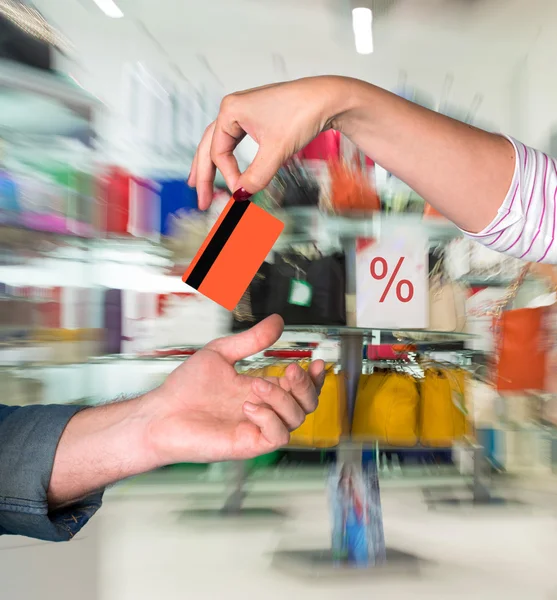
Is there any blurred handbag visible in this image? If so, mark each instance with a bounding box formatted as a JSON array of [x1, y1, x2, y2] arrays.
[[470, 241, 524, 281], [545, 308, 557, 395], [444, 238, 524, 282], [165, 208, 209, 264], [420, 368, 468, 447], [529, 264, 557, 395], [496, 309, 547, 391], [444, 238, 472, 281], [103, 167, 132, 235], [0, 170, 20, 219], [157, 179, 198, 236], [276, 160, 320, 208], [327, 151, 380, 214], [403, 261, 467, 340], [352, 371, 419, 446], [492, 266, 549, 392], [428, 270, 467, 332], [503, 393, 541, 425], [467, 378, 501, 427], [543, 394, 557, 426]]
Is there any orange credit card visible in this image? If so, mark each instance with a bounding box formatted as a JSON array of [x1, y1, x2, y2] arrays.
[[182, 197, 284, 311]]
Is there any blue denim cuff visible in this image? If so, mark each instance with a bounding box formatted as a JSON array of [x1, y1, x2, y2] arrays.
[[0, 404, 104, 541]]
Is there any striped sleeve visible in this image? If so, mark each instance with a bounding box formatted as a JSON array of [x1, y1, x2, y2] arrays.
[[462, 136, 557, 264]]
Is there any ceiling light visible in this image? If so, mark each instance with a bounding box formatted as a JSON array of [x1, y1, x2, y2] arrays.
[[352, 7, 373, 54], [91, 0, 123, 18]]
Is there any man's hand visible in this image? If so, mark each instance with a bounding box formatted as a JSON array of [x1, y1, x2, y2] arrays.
[[48, 315, 324, 507], [145, 314, 325, 464]]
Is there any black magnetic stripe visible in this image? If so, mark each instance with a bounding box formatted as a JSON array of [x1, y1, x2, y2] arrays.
[[185, 200, 250, 290]]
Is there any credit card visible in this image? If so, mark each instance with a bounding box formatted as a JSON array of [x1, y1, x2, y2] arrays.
[[182, 196, 284, 311]]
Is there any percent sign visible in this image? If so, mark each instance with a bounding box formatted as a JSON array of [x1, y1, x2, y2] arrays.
[[370, 256, 414, 303]]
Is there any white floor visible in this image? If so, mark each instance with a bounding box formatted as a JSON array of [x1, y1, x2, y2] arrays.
[[3, 472, 557, 599], [92, 474, 557, 600]]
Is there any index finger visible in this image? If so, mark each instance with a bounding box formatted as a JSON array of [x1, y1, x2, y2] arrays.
[[210, 116, 246, 194]]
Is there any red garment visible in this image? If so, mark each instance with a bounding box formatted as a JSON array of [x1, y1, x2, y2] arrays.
[[296, 130, 341, 161], [105, 167, 131, 235]]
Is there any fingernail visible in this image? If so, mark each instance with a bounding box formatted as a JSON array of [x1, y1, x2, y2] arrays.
[[244, 401, 257, 413], [254, 378, 272, 393], [233, 187, 252, 202]]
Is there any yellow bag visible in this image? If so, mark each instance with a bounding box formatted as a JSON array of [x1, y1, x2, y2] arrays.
[[246, 361, 347, 448], [355, 371, 389, 407], [286, 364, 347, 448], [297, 367, 347, 447], [419, 368, 469, 447], [353, 371, 419, 446], [263, 362, 297, 379]]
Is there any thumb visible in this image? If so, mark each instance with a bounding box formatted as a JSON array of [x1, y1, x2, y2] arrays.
[[206, 314, 284, 364], [234, 145, 286, 196]]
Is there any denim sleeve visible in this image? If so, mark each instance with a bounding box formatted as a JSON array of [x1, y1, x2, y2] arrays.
[[0, 404, 103, 542]]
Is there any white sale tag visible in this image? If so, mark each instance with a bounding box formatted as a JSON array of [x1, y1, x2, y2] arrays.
[[356, 227, 428, 329]]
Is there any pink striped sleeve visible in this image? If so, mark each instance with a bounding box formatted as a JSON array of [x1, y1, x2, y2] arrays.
[[460, 136, 557, 264]]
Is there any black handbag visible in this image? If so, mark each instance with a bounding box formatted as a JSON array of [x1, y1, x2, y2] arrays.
[[265, 251, 346, 326], [233, 251, 346, 330]]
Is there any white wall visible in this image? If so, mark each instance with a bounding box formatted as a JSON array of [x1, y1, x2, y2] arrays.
[[507, 0, 557, 152], [35, 0, 557, 155]]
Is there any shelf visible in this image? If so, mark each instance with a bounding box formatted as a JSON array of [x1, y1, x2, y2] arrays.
[[285, 438, 475, 452], [1, 207, 462, 268], [457, 274, 527, 288], [0, 60, 98, 123], [89, 353, 191, 363], [0, 332, 478, 367], [0, 225, 170, 254], [284, 426, 557, 452], [0, 223, 93, 245], [285, 443, 455, 452], [284, 325, 475, 344], [278, 208, 461, 242], [0, 354, 192, 368]]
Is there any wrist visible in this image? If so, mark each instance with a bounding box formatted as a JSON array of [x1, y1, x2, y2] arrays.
[[325, 77, 378, 135], [48, 395, 162, 507], [137, 388, 174, 469]]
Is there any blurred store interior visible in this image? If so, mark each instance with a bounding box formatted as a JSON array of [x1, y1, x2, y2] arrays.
[[2, 0, 557, 598]]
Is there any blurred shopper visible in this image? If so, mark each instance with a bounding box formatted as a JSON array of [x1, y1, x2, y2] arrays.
[[191, 76, 555, 265], [0, 315, 324, 541]]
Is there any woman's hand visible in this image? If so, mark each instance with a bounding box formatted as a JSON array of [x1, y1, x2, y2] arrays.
[[189, 74, 515, 235], [188, 76, 353, 209]]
